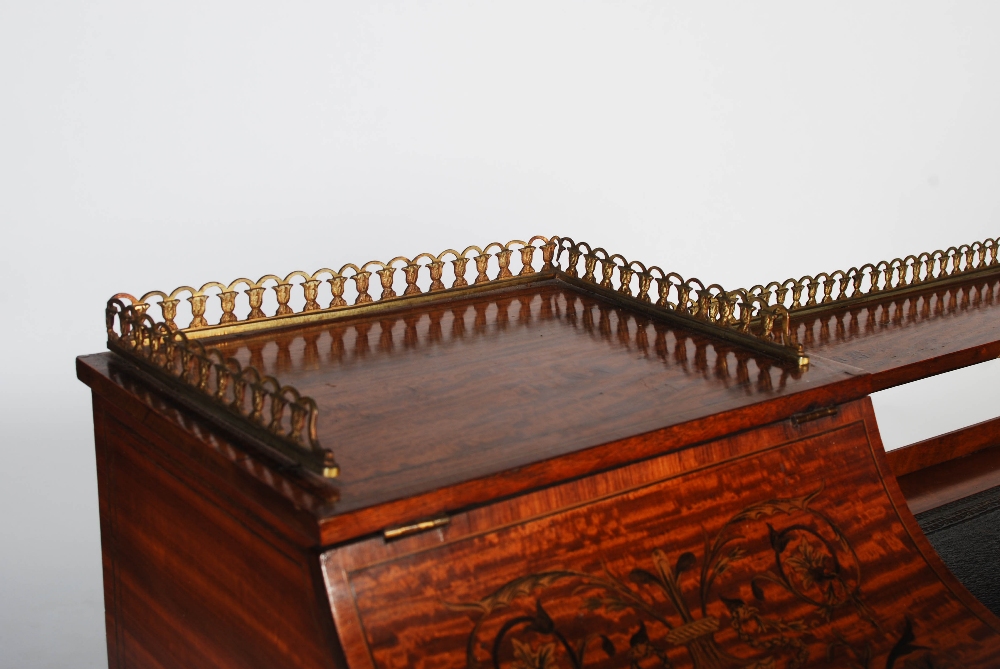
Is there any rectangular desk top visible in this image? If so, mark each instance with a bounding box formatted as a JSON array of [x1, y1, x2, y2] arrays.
[[83, 233, 1000, 544], [202, 280, 866, 513]]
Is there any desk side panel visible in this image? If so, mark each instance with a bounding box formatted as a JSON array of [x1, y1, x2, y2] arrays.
[[92, 395, 344, 669], [323, 400, 1000, 669], [92, 400, 122, 669]]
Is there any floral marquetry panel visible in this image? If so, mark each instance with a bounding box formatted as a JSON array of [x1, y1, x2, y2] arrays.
[[321, 401, 1000, 669], [81, 232, 1000, 669]]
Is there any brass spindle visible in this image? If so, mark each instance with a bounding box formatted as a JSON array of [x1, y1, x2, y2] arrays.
[[246, 287, 266, 320], [677, 284, 692, 313], [599, 259, 614, 288], [618, 265, 634, 296], [197, 357, 211, 391], [655, 277, 671, 308], [806, 282, 818, 306], [637, 273, 652, 302], [219, 291, 239, 323], [377, 267, 397, 300], [451, 257, 469, 288], [188, 294, 209, 329], [215, 367, 230, 401], [289, 404, 307, 444], [353, 271, 373, 304], [427, 261, 446, 292], [518, 246, 536, 275], [496, 249, 513, 279], [250, 384, 266, 424], [268, 395, 286, 434], [302, 280, 322, 311], [328, 276, 348, 307], [229, 371, 246, 411], [566, 248, 581, 277], [474, 254, 491, 284], [160, 299, 180, 330], [821, 279, 834, 303], [274, 283, 294, 316], [540, 240, 556, 271], [582, 254, 598, 283], [402, 264, 421, 295]]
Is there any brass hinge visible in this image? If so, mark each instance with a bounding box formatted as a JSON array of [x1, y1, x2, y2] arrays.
[[791, 406, 839, 425], [383, 516, 450, 541]]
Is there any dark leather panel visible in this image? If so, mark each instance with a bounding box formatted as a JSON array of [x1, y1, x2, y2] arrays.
[[917, 484, 1000, 616]]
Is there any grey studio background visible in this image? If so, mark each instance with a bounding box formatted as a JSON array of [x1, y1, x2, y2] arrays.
[[3, 2, 1000, 667]]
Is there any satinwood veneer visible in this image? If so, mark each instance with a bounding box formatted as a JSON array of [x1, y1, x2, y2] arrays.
[[80, 234, 1000, 668]]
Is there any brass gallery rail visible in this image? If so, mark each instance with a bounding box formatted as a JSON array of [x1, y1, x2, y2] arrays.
[[105, 233, 999, 479]]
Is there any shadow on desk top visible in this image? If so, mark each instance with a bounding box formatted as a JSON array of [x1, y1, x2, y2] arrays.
[[99, 281, 861, 514], [791, 272, 1000, 390]]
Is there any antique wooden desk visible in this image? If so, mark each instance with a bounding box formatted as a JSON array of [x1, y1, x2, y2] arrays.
[[78, 235, 1000, 668]]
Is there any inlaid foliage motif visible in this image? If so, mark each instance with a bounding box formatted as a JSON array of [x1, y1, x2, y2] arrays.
[[447, 489, 938, 669]]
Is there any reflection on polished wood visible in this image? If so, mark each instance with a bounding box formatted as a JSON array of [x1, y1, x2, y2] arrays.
[[79, 233, 1000, 669], [790, 274, 1000, 390], [205, 283, 863, 516]]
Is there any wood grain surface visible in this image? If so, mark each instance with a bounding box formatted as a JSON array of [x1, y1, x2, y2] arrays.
[[886, 415, 1000, 477], [91, 395, 346, 669], [322, 400, 1000, 669], [82, 272, 1000, 537], [790, 272, 1000, 391], [897, 444, 1000, 515], [79, 354, 335, 546], [204, 282, 867, 511]]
